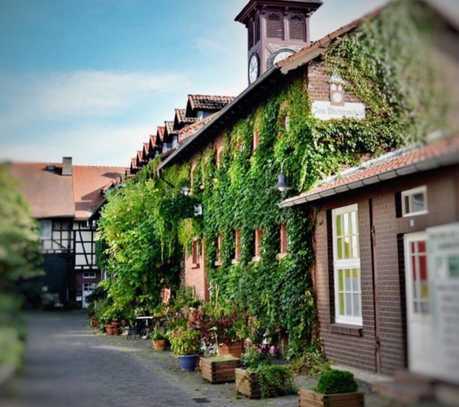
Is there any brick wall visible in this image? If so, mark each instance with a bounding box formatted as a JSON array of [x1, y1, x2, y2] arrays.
[[307, 60, 361, 103], [312, 165, 459, 375]]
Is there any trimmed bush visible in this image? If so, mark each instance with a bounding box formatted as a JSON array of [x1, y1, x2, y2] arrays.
[[315, 369, 358, 395]]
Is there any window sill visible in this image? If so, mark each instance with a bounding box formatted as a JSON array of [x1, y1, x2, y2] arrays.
[[214, 261, 222, 267], [231, 259, 240, 265], [276, 253, 288, 261], [402, 210, 428, 218], [251, 256, 261, 263], [330, 324, 363, 337]]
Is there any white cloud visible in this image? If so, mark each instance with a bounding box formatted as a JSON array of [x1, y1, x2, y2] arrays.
[[0, 70, 190, 122], [1, 122, 156, 167]]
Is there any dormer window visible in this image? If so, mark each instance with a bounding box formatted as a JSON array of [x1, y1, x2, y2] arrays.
[[172, 135, 179, 149], [290, 15, 306, 41], [197, 111, 208, 119], [267, 13, 284, 40]]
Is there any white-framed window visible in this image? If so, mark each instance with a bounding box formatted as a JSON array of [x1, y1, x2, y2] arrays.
[[402, 186, 428, 217], [39, 220, 52, 240], [332, 204, 362, 326]]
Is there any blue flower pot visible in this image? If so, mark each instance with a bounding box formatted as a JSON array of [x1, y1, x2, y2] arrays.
[[178, 354, 199, 372]]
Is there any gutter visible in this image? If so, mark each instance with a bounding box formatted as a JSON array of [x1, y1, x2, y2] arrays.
[[280, 149, 459, 208]]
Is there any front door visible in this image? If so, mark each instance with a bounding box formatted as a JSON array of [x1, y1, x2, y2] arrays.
[[404, 232, 435, 376]]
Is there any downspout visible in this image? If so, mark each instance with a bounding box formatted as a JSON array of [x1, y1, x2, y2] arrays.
[[369, 199, 381, 372]]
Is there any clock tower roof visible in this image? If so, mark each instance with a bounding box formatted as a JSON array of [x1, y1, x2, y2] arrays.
[[235, 0, 322, 24]]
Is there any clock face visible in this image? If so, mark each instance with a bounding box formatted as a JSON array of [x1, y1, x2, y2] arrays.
[[248, 54, 259, 84], [273, 50, 294, 65]]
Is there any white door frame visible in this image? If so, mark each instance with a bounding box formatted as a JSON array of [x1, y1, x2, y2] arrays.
[[404, 231, 433, 375]]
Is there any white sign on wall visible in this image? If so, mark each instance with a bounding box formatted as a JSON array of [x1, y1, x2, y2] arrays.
[[311, 72, 366, 121], [428, 223, 459, 384], [312, 101, 366, 121]]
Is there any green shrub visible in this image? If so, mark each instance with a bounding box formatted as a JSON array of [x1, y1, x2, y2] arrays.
[[241, 347, 270, 370], [169, 328, 201, 356], [315, 369, 358, 395], [255, 364, 296, 399], [290, 347, 330, 376], [0, 327, 24, 368], [150, 329, 167, 341]]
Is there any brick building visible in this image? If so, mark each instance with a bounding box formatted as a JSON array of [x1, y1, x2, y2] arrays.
[[281, 135, 459, 379]]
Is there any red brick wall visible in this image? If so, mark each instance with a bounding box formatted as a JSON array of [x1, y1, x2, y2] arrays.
[[313, 165, 459, 375], [307, 61, 361, 103], [183, 134, 226, 301]]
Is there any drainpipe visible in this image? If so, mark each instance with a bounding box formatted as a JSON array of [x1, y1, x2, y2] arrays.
[[369, 199, 381, 372]]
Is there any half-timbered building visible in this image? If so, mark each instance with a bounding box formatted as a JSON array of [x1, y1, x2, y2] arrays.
[[8, 157, 126, 308]]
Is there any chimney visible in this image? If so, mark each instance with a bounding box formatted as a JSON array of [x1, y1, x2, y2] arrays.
[[62, 157, 73, 176]]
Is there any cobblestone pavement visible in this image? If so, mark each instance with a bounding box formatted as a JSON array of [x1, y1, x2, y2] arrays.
[[0, 312, 444, 407]]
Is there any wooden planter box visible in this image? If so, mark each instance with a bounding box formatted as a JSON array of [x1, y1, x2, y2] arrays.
[[299, 388, 364, 407], [235, 368, 262, 399], [218, 341, 244, 358], [200, 356, 240, 384]]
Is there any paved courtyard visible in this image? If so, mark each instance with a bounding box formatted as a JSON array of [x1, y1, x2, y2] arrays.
[[0, 312, 299, 407], [0, 312, 444, 407]]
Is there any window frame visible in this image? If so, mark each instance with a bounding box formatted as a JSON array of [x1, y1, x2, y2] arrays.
[[332, 204, 362, 326], [191, 239, 202, 268], [401, 186, 428, 217], [233, 229, 241, 263]]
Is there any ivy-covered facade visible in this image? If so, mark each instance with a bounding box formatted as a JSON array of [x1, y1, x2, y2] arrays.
[[99, 0, 458, 371]]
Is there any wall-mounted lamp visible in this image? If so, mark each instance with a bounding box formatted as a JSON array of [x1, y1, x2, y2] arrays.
[[275, 162, 291, 193]]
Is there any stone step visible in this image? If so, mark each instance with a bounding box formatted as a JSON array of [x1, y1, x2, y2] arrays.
[[395, 370, 438, 386], [373, 381, 435, 404]]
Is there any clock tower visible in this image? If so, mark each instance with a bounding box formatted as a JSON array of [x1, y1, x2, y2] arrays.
[[235, 0, 322, 85]]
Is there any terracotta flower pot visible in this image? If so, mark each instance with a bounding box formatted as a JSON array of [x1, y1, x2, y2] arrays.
[[110, 321, 120, 336], [152, 339, 167, 351], [218, 341, 244, 358], [105, 323, 113, 335]]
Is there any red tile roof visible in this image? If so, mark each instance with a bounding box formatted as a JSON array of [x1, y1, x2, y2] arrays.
[[72, 165, 125, 220], [8, 162, 126, 220], [178, 115, 216, 143], [281, 134, 459, 207]]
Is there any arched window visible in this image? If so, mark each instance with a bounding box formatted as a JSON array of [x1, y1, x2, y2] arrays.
[[255, 15, 260, 43], [290, 15, 306, 41], [248, 20, 254, 48], [267, 13, 284, 39]]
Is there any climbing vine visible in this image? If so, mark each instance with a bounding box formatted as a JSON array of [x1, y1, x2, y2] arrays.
[[98, 0, 450, 357]]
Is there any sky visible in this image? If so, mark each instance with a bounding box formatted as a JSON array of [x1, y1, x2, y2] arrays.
[[0, 0, 456, 167]]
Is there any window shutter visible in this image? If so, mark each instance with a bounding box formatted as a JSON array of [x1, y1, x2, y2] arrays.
[[267, 14, 284, 39], [395, 192, 402, 218], [290, 16, 306, 41]]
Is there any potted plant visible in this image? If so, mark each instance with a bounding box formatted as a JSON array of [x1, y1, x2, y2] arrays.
[[299, 369, 364, 407], [169, 327, 201, 372], [150, 329, 168, 351], [235, 346, 296, 399]]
